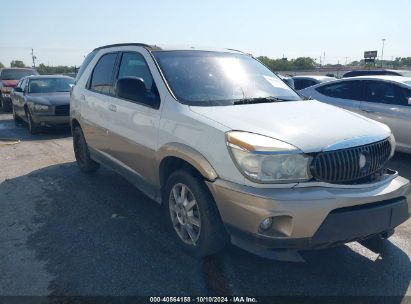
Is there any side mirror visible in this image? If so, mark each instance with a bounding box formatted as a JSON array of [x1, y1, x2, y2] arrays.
[[13, 87, 23, 93], [116, 77, 160, 108], [116, 77, 147, 102], [408, 97, 411, 105]]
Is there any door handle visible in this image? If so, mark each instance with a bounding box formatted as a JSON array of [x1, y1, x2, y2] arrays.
[[109, 104, 117, 112], [362, 109, 375, 113]]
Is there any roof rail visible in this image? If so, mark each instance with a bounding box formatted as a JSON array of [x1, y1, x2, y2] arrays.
[[225, 48, 245, 54], [92, 43, 162, 51]]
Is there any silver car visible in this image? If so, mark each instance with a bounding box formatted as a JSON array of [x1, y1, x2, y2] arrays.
[[300, 76, 411, 153]]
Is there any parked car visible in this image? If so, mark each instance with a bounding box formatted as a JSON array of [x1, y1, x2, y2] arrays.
[[292, 75, 336, 90], [11, 75, 74, 134], [276, 73, 295, 89], [299, 76, 411, 154], [343, 69, 411, 78], [0, 68, 38, 112], [71, 44, 410, 261]]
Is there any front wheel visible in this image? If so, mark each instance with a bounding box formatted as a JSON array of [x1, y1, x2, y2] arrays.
[[73, 126, 100, 173], [26, 110, 41, 134], [164, 170, 229, 257], [13, 106, 23, 125]]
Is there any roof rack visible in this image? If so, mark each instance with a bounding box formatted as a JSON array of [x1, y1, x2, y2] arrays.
[[92, 43, 162, 51]]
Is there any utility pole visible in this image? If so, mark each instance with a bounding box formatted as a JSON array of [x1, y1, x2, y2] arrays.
[[345, 57, 349, 66], [381, 38, 386, 68], [31, 48, 37, 68]]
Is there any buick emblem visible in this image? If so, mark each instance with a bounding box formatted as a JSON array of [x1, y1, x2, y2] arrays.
[[359, 153, 367, 169]]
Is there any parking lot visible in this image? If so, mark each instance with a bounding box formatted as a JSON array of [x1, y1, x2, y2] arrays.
[[0, 112, 410, 297]]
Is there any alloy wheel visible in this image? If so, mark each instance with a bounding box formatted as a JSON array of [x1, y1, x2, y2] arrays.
[[169, 183, 201, 245]]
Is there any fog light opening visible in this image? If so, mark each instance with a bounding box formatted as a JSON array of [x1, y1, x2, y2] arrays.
[[260, 217, 273, 231]]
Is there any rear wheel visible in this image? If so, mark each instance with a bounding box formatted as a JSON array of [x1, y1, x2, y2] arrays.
[[163, 170, 229, 257], [73, 125, 100, 173], [26, 109, 41, 134]]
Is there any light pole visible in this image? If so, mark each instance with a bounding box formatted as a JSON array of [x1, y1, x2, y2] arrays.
[[381, 38, 386, 68]]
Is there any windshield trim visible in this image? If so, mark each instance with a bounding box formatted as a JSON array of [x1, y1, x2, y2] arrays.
[[151, 50, 302, 107]]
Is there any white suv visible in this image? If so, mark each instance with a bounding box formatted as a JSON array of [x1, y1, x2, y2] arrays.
[[70, 43, 410, 261]]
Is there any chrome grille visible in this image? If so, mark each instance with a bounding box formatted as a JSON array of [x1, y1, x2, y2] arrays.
[[311, 139, 391, 184], [55, 104, 70, 116]]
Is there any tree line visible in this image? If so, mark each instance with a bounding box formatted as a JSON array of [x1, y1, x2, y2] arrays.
[[1, 56, 411, 74], [0, 60, 77, 75]]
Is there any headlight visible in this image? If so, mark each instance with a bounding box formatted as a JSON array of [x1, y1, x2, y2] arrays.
[[33, 104, 52, 112], [388, 133, 396, 159], [226, 131, 312, 183]]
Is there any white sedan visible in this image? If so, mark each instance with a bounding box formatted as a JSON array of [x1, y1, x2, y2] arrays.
[[299, 75, 411, 153]]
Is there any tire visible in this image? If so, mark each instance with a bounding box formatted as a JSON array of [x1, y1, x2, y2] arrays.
[[26, 109, 41, 134], [73, 125, 100, 173], [163, 170, 229, 257], [12, 106, 23, 125]]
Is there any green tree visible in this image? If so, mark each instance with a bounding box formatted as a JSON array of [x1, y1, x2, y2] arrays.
[[257, 56, 316, 71], [36, 63, 77, 75], [10, 60, 26, 68], [0, 62, 4, 68], [292, 57, 316, 70]]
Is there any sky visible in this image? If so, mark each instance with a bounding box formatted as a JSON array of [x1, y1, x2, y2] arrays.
[[1, 0, 410, 67]]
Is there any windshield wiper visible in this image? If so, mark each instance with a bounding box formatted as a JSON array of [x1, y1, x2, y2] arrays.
[[233, 96, 294, 105]]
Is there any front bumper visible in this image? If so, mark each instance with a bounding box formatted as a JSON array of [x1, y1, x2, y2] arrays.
[[206, 172, 411, 253], [31, 113, 70, 126]]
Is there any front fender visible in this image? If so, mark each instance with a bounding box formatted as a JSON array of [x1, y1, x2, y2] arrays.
[[155, 142, 218, 183]]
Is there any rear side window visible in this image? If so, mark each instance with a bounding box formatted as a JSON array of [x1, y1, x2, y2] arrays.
[[364, 81, 411, 106], [397, 87, 411, 106], [316, 81, 362, 100], [89, 53, 118, 95]]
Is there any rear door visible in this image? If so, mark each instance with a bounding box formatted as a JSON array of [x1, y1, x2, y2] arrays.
[[81, 52, 119, 154], [360, 80, 411, 151], [311, 80, 364, 113]]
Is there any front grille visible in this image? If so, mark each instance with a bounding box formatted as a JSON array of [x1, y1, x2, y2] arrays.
[[311, 139, 391, 184], [55, 104, 70, 116]]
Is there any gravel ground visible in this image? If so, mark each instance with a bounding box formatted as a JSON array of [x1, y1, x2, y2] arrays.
[[0, 113, 410, 297]]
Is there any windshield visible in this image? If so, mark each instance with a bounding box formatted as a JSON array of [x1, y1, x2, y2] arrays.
[[153, 51, 301, 106], [1, 69, 37, 80], [28, 78, 74, 93]]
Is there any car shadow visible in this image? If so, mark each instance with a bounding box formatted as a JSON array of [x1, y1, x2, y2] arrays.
[[1, 162, 409, 297], [0, 116, 71, 141]]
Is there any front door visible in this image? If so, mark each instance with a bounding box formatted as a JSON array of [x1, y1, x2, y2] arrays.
[[106, 49, 162, 193]]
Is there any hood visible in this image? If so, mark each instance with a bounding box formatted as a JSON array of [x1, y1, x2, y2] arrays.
[[27, 92, 70, 106], [2, 80, 18, 87], [190, 100, 391, 153]]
